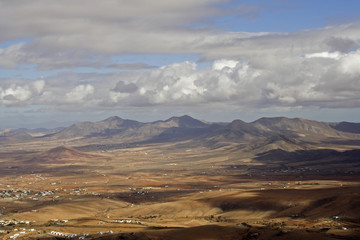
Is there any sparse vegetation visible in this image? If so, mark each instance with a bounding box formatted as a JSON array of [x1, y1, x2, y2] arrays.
[[0, 116, 360, 239]]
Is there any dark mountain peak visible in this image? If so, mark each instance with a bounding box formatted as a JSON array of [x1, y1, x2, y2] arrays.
[[99, 116, 142, 127], [228, 119, 248, 127], [178, 115, 195, 120], [224, 119, 264, 136], [165, 115, 209, 128], [102, 116, 123, 123], [199, 119, 265, 145], [99, 116, 126, 128], [253, 116, 293, 125], [166, 115, 193, 122]]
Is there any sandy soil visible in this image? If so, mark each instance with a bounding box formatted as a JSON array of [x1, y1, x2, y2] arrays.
[[0, 141, 360, 239]]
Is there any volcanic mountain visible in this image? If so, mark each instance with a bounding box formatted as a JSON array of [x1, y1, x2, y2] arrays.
[[251, 117, 344, 138], [40, 115, 360, 150], [0, 131, 33, 143], [186, 116, 360, 150], [137, 115, 211, 142], [47, 115, 212, 143], [47, 116, 143, 139], [27, 146, 98, 164], [45, 146, 93, 159], [330, 121, 360, 134]]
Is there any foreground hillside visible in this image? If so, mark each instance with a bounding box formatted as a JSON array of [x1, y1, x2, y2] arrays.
[[0, 116, 359, 239]]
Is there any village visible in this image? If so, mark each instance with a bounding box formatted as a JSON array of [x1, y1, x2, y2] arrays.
[[0, 216, 142, 239]]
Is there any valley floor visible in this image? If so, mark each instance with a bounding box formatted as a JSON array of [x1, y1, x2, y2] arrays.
[[0, 141, 360, 240]]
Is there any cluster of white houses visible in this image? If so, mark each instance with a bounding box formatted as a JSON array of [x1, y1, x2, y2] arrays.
[[0, 189, 31, 200], [0, 186, 91, 202], [8, 229, 36, 239], [50, 231, 114, 239], [113, 219, 142, 224], [0, 219, 31, 227], [0, 188, 57, 201], [50, 231, 78, 238]]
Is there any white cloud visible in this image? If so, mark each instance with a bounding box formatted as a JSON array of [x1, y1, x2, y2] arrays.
[[0, 0, 262, 69], [0, 79, 46, 106], [0, 1, 248, 53], [0, 1, 360, 116], [0, 42, 108, 70], [112, 81, 138, 93], [0, 43, 27, 68], [3, 86, 31, 101], [32, 80, 45, 93], [212, 59, 239, 71], [339, 49, 360, 75], [0, 1, 359, 72], [1, 44, 360, 110], [65, 84, 94, 103], [0, 84, 32, 105], [304, 51, 342, 60]]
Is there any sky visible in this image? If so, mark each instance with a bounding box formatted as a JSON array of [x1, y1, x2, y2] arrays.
[[1, 0, 360, 128]]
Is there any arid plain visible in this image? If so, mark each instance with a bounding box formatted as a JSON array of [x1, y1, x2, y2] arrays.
[[1, 116, 360, 240]]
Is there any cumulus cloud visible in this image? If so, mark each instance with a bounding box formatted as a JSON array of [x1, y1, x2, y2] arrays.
[[114, 48, 358, 109], [1, 85, 31, 101], [305, 51, 342, 60], [1, 1, 360, 116], [325, 36, 358, 52], [0, 80, 45, 106], [1, 45, 360, 110], [339, 49, 360, 75], [2, 44, 360, 111], [65, 84, 94, 103], [33, 80, 45, 93], [212, 59, 239, 71], [112, 81, 138, 93]]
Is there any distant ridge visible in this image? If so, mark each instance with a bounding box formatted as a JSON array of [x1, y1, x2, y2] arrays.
[[47, 116, 143, 139], [35, 115, 360, 149], [251, 117, 340, 136], [331, 122, 360, 134], [45, 115, 212, 142], [0, 131, 33, 143]]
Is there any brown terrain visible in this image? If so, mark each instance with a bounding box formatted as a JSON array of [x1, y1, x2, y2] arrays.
[[0, 115, 360, 240]]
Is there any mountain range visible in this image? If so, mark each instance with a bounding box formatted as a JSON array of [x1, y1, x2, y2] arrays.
[[1, 115, 360, 150]]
